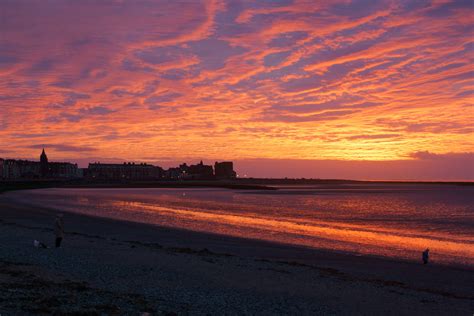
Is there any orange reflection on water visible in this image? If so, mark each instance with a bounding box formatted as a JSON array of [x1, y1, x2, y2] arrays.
[[112, 200, 474, 265]]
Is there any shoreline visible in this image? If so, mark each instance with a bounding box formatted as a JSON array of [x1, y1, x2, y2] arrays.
[[1, 178, 473, 195], [4, 187, 474, 270], [3, 189, 473, 272], [0, 180, 278, 195], [1, 195, 473, 314]]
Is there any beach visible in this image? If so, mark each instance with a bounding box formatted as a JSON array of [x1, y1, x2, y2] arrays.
[[0, 193, 473, 315]]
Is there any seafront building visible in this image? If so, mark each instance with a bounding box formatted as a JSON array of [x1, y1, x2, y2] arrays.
[[0, 149, 81, 180], [1, 150, 237, 181], [164, 164, 209, 180], [215, 161, 237, 179], [86, 162, 163, 180], [179, 161, 214, 180], [164, 166, 183, 180]]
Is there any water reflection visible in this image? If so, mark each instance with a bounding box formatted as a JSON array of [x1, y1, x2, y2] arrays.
[[6, 185, 474, 266]]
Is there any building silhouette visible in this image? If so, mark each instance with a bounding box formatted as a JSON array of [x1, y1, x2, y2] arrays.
[[86, 162, 163, 180], [1, 150, 237, 182], [214, 161, 237, 179], [179, 161, 214, 180], [40, 148, 49, 177], [0, 149, 80, 180]]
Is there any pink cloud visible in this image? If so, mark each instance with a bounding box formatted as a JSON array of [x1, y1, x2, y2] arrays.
[[0, 0, 473, 180]]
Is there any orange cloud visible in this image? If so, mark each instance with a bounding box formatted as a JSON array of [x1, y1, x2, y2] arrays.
[[0, 0, 473, 179]]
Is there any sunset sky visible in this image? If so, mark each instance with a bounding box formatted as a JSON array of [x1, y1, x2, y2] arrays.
[[1, 0, 473, 180]]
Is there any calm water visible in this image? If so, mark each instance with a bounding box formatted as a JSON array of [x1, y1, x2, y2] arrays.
[[5, 184, 474, 266]]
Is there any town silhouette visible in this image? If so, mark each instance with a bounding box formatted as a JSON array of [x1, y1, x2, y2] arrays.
[[0, 149, 236, 181]]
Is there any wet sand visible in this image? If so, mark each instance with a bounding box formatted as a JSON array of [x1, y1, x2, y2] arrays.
[[0, 197, 473, 315]]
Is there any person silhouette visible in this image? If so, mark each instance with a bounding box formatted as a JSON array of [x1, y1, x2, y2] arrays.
[[54, 214, 64, 248], [422, 248, 429, 264]]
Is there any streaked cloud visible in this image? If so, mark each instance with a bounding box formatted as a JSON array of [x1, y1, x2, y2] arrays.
[[27, 144, 97, 153], [0, 0, 472, 179]]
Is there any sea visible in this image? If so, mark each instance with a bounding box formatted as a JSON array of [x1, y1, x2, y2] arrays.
[[5, 183, 474, 267]]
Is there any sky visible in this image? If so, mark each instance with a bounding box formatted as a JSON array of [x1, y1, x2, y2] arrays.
[[0, 0, 473, 180]]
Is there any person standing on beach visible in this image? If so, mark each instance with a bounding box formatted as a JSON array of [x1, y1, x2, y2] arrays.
[[54, 214, 64, 248], [422, 248, 429, 264]]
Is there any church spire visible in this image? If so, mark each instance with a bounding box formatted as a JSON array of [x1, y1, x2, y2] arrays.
[[40, 148, 49, 177], [40, 148, 48, 163]]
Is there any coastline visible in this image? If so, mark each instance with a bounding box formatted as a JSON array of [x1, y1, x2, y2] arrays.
[[1, 194, 473, 314], [1, 178, 473, 196], [0, 180, 278, 195]]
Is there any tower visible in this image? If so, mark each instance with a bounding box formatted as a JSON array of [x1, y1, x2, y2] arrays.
[[40, 148, 49, 177]]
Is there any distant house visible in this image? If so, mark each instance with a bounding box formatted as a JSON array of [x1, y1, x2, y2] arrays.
[[0, 149, 80, 180], [87, 162, 163, 180], [49, 162, 82, 178], [163, 161, 235, 180], [1, 159, 41, 179], [214, 161, 237, 179], [164, 167, 183, 180], [179, 161, 214, 180]]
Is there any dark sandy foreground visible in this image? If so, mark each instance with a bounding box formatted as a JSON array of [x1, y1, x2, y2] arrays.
[[0, 196, 473, 315]]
